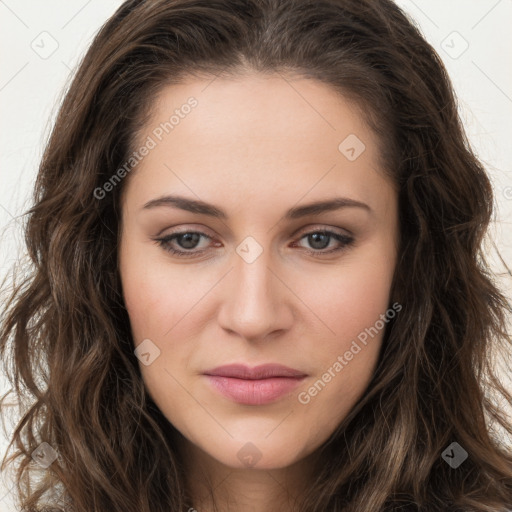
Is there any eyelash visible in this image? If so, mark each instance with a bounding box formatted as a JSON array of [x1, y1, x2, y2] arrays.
[[152, 228, 355, 258]]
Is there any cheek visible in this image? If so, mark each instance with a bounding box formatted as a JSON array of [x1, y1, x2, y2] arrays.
[[120, 238, 200, 340], [121, 271, 165, 340], [293, 249, 395, 408], [298, 254, 394, 347]]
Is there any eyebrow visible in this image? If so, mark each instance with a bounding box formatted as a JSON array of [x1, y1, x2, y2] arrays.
[[141, 194, 372, 219]]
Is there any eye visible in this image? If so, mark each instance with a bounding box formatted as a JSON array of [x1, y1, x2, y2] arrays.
[[292, 230, 355, 255], [152, 228, 355, 258], [153, 231, 214, 258]]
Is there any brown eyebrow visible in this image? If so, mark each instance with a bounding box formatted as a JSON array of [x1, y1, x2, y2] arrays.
[[141, 194, 372, 219]]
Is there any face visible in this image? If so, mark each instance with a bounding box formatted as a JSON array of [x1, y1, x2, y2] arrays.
[[118, 73, 399, 472]]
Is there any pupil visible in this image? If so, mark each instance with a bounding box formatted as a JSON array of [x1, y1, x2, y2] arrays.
[[179, 233, 200, 249], [309, 233, 329, 249]]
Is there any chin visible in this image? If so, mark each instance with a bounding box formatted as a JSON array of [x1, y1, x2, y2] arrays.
[[205, 435, 311, 471]]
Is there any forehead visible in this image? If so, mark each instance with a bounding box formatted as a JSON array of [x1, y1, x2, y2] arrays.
[[144, 73, 377, 159], [122, 73, 395, 220]]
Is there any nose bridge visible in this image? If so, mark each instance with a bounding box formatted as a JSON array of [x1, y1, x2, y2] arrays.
[[218, 240, 289, 339]]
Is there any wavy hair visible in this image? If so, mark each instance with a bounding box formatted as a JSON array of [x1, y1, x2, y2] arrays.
[[1, 0, 512, 510]]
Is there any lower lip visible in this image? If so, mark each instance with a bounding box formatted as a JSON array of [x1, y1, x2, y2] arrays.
[[204, 375, 306, 405]]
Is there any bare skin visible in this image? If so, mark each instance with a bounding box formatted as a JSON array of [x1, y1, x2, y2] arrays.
[[118, 72, 399, 512]]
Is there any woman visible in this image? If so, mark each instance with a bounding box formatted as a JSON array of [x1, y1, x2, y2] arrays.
[[1, 0, 512, 510]]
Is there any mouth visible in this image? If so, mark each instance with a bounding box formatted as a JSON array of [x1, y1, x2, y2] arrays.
[[202, 363, 308, 405]]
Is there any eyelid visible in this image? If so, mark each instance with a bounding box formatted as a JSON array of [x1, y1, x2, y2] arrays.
[[293, 223, 352, 237], [155, 223, 217, 238], [158, 223, 351, 242], [153, 223, 355, 259]]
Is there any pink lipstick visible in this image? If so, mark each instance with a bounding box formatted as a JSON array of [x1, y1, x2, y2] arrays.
[[203, 364, 307, 405]]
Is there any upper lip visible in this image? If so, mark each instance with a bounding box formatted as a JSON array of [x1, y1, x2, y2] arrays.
[[203, 364, 307, 380]]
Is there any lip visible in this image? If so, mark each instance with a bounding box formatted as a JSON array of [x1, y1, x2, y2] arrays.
[[203, 364, 308, 405], [204, 363, 307, 379]]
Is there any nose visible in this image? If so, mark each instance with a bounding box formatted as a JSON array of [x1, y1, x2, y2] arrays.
[[217, 246, 294, 342]]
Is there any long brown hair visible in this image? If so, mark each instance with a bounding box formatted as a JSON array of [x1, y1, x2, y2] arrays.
[[1, 0, 512, 510]]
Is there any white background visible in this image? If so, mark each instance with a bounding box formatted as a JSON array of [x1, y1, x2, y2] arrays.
[[1, 1, 511, 510]]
